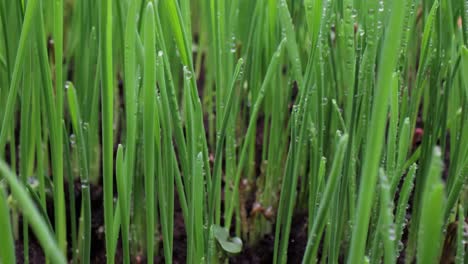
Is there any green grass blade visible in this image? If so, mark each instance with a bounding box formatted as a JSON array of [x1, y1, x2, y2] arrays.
[[347, 0, 407, 262], [455, 204, 465, 264], [379, 169, 396, 264], [0, 184, 15, 264], [66, 82, 92, 263], [210, 58, 244, 225], [114, 1, 140, 263], [302, 134, 349, 264], [278, 0, 303, 85], [224, 40, 285, 228], [394, 164, 417, 256], [0, 160, 67, 264], [36, 3, 67, 254], [143, 3, 156, 262], [0, 0, 38, 155], [115, 144, 129, 264], [417, 149, 446, 264], [99, 0, 115, 261], [392, 117, 411, 194]]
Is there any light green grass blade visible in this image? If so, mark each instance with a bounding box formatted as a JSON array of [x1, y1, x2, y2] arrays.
[[455, 204, 465, 264], [210, 58, 244, 226], [66, 82, 92, 263], [224, 40, 285, 228], [347, 0, 407, 262], [0, 0, 38, 155], [0, 184, 15, 264], [417, 149, 446, 264], [394, 164, 417, 256], [302, 134, 349, 264], [0, 160, 67, 264], [379, 169, 396, 264], [278, 0, 303, 85], [99, 0, 115, 261]]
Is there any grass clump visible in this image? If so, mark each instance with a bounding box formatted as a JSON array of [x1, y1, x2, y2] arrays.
[[0, 0, 467, 263]]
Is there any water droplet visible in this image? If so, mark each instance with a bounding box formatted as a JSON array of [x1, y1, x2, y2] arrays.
[[351, 9, 358, 19], [230, 35, 237, 53], [28, 177, 39, 187], [70, 134, 76, 145], [321, 97, 328, 105], [389, 224, 396, 241], [378, 1, 384, 12], [183, 66, 193, 80], [81, 179, 89, 189]]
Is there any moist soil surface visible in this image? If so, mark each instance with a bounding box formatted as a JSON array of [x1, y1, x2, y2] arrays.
[[14, 181, 307, 264], [12, 99, 452, 264]]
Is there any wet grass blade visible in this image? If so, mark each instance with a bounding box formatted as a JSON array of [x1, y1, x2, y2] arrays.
[[0, 160, 67, 264], [347, 0, 407, 262], [36, 2, 68, 254], [118, 1, 139, 261], [278, 0, 303, 85], [0, 0, 38, 155], [394, 164, 417, 256], [0, 184, 15, 264], [302, 134, 349, 264], [379, 169, 396, 264], [417, 149, 446, 264], [99, 0, 115, 260], [455, 204, 465, 264], [210, 58, 244, 226], [224, 40, 285, 228], [66, 83, 92, 263]]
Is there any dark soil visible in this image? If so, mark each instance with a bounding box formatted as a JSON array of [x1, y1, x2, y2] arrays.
[[14, 178, 308, 264], [229, 213, 308, 264]]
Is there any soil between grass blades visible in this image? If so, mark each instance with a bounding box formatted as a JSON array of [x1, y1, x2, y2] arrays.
[[13, 179, 307, 263], [10, 90, 455, 264]]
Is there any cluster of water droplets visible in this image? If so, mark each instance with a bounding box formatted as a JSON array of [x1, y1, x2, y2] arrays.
[[183, 65, 193, 80], [366, 8, 377, 48], [81, 121, 89, 131], [27, 177, 39, 188], [70, 134, 77, 145], [465, 0, 468, 35], [229, 34, 237, 53], [237, 58, 245, 80], [81, 178, 89, 190], [376, 0, 385, 32]]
